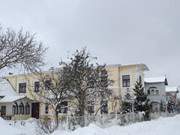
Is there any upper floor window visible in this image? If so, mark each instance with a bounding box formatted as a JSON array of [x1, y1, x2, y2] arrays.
[[148, 87, 159, 95], [19, 83, 26, 93], [34, 81, 40, 92], [45, 80, 51, 90], [151, 89, 154, 94], [156, 90, 159, 95], [122, 75, 130, 87]]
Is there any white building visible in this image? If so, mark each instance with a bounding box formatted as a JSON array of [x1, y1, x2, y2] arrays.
[[144, 76, 168, 112]]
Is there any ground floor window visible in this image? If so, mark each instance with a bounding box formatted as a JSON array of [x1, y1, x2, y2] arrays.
[[101, 100, 108, 114], [59, 101, 68, 113], [1, 106, 6, 116], [87, 101, 95, 114], [13, 103, 18, 115], [25, 103, 30, 115], [19, 102, 24, 114], [45, 103, 49, 114]]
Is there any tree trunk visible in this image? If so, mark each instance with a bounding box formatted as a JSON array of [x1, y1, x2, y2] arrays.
[[55, 110, 59, 129], [78, 98, 86, 127]]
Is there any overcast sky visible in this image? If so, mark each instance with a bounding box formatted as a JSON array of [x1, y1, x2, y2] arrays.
[[0, 0, 179, 86]]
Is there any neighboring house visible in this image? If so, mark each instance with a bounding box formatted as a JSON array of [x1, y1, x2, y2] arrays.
[[106, 64, 149, 113], [166, 86, 179, 112], [165, 86, 179, 104], [0, 63, 149, 120], [144, 77, 168, 112]]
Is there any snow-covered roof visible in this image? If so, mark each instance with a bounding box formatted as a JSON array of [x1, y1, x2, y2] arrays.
[[0, 78, 18, 97], [166, 86, 179, 93], [0, 95, 26, 103], [144, 76, 166, 83], [0, 78, 28, 103]]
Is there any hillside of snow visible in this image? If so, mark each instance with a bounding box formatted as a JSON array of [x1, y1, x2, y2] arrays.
[[1, 115, 180, 135]]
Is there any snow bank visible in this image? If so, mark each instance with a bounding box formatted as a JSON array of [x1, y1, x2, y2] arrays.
[[0, 118, 22, 135], [0, 118, 41, 135], [52, 115, 180, 135], [0, 115, 180, 135]]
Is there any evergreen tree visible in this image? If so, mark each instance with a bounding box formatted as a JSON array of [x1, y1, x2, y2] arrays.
[[133, 79, 151, 120], [167, 100, 175, 113], [160, 101, 166, 112], [121, 93, 133, 114]]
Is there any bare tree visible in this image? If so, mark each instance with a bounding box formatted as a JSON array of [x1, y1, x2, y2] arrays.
[[38, 68, 69, 131], [0, 26, 46, 72]]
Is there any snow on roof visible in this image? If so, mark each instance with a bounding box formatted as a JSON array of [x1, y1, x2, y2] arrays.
[[144, 76, 166, 83], [0, 78, 27, 103], [166, 86, 179, 92], [0, 95, 26, 103], [0, 78, 18, 97]]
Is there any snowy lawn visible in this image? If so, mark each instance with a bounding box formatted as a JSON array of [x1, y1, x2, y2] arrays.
[[53, 115, 180, 135], [1, 114, 180, 135]]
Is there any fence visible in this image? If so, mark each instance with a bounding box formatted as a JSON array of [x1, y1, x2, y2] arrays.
[[57, 112, 151, 130]]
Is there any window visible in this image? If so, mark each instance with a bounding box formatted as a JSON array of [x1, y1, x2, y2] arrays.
[[12, 105, 16, 115], [1, 106, 6, 116], [156, 90, 159, 95], [13, 102, 18, 115], [151, 89, 154, 95], [19, 102, 24, 114], [19, 83, 26, 93], [34, 82, 40, 92], [87, 101, 94, 114], [139, 76, 142, 82], [45, 103, 49, 114], [45, 80, 51, 90], [147, 89, 150, 95], [25, 103, 30, 115], [122, 75, 130, 87], [59, 101, 68, 114], [101, 100, 108, 114]]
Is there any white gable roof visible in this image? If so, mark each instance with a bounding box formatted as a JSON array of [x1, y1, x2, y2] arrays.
[[0, 78, 28, 103], [144, 76, 166, 83], [0, 78, 18, 97]]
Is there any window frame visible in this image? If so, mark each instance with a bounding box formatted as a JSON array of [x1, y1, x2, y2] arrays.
[[19, 83, 27, 93], [122, 75, 130, 87], [34, 81, 40, 92]]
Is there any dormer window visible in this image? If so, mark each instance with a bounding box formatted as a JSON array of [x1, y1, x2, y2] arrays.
[[19, 83, 26, 93]]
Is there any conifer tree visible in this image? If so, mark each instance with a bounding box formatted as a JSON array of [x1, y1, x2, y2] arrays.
[[133, 79, 151, 120], [121, 93, 133, 114]]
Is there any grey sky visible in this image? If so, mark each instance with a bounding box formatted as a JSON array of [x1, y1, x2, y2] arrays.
[[0, 0, 179, 85]]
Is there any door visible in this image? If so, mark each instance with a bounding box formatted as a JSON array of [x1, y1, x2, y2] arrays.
[[31, 103, 40, 119]]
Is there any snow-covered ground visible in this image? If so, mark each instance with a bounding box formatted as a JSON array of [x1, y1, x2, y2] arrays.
[[1, 115, 180, 135], [52, 115, 180, 135]]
